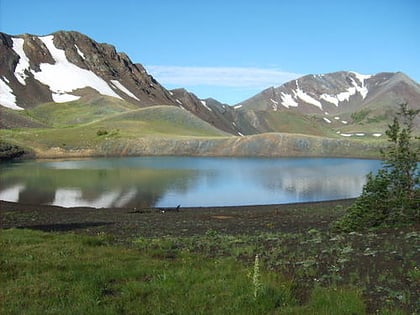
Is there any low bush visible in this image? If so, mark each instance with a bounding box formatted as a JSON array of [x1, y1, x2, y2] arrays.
[[335, 103, 419, 231], [96, 128, 108, 136], [0, 141, 27, 161]]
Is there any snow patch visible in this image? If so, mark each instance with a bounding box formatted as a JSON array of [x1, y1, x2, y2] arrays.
[[176, 99, 183, 105], [52, 92, 80, 103], [340, 133, 353, 137], [200, 100, 212, 111], [111, 79, 139, 100], [75, 45, 85, 59], [320, 93, 339, 106], [270, 98, 279, 111], [319, 72, 371, 106], [341, 120, 348, 124], [234, 104, 243, 109], [334, 116, 340, 120], [355, 133, 365, 136], [358, 86, 369, 99], [351, 71, 372, 85], [323, 117, 332, 124], [372, 133, 382, 137], [33, 35, 122, 102], [0, 77, 23, 110], [12, 38, 31, 85], [337, 87, 356, 102], [349, 77, 368, 99], [280, 92, 298, 108], [295, 88, 322, 109]]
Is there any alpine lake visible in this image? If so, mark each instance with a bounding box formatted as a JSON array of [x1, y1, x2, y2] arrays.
[[0, 156, 382, 209]]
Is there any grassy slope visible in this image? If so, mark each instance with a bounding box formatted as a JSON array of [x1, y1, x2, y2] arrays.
[[0, 104, 229, 156], [261, 111, 337, 137], [25, 98, 138, 127], [0, 100, 393, 159], [2, 225, 417, 314], [1, 228, 369, 315]]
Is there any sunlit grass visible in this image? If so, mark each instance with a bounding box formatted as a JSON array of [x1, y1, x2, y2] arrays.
[[0, 228, 376, 315]]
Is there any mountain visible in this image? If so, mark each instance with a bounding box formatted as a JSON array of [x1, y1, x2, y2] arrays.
[[0, 30, 176, 110], [169, 88, 243, 135], [234, 71, 420, 137], [1, 30, 419, 159]]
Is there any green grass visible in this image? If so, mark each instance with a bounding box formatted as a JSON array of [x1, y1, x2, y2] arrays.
[[2, 226, 417, 314], [0, 100, 397, 159], [0, 105, 228, 155], [262, 111, 336, 137], [133, 226, 419, 314], [25, 98, 137, 127], [0, 229, 372, 315]]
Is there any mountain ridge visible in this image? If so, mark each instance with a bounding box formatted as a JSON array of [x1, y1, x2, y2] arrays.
[[1, 30, 419, 159], [0, 30, 176, 109], [233, 70, 420, 137]]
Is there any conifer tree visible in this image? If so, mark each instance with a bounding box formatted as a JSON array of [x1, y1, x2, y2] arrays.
[[335, 103, 419, 231]]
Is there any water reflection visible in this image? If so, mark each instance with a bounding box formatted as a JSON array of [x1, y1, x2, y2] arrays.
[[0, 157, 382, 208]]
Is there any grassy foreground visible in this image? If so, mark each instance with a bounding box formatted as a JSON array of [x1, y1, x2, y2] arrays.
[[1, 224, 418, 314]]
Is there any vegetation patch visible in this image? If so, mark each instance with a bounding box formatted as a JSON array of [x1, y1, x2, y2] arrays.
[[1, 225, 417, 314], [0, 140, 31, 161], [351, 109, 371, 124], [335, 104, 419, 231]]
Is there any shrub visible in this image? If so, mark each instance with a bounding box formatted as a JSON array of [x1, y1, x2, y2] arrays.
[[335, 103, 420, 231], [351, 109, 371, 123], [0, 141, 26, 161], [96, 128, 108, 136]]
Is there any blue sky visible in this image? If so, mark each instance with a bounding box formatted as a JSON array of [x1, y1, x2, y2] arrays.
[[1, 0, 419, 104]]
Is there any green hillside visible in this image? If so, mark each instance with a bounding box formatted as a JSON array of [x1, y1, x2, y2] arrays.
[[25, 98, 137, 127], [0, 103, 229, 157], [260, 111, 336, 137], [0, 98, 400, 160]]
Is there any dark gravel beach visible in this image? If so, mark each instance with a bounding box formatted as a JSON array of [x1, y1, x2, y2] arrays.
[[0, 199, 353, 241]]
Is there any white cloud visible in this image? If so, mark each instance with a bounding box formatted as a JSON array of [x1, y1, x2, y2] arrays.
[[146, 65, 301, 89]]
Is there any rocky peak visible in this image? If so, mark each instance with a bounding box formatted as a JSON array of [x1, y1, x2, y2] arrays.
[[237, 71, 419, 115], [0, 30, 176, 110]]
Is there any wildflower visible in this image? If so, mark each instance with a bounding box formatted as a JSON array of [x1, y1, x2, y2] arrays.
[[253, 254, 262, 298]]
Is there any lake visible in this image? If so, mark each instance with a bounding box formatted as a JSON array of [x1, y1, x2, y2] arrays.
[[0, 156, 382, 208]]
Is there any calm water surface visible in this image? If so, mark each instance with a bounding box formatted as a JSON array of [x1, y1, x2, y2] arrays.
[[0, 156, 382, 208]]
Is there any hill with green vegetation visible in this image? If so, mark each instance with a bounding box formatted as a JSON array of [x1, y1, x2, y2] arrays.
[[1, 30, 419, 160]]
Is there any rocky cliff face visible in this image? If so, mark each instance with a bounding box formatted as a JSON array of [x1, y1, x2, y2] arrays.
[[0, 31, 175, 109]]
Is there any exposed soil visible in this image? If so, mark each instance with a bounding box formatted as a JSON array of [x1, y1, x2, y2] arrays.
[[0, 199, 352, 241]]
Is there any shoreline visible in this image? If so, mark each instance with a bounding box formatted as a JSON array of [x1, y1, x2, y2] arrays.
[[0, 199, 354, 240], [3, 151, 384, 162]]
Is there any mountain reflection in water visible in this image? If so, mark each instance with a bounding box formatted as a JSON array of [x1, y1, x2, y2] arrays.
[[0, 157, 382, 208]]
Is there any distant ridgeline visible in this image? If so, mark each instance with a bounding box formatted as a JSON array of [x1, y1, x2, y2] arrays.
[[1, 31, 419, 159]]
